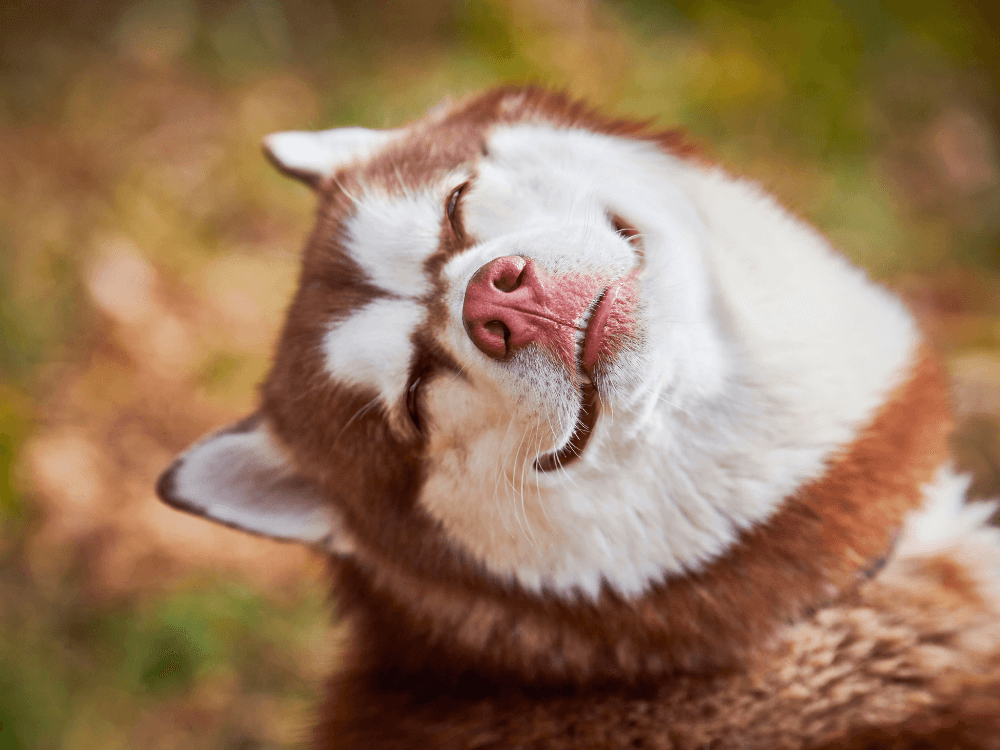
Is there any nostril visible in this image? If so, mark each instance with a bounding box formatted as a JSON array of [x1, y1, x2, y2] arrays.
[[492, 265, 526, 293], [483, 255, 527, 294], [463, 255, 538, 361], [465, 319, 510, 360], [483, 320, 510, 351]]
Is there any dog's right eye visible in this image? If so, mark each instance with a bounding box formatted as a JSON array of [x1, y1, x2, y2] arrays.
[[446, 182, 469, 241]]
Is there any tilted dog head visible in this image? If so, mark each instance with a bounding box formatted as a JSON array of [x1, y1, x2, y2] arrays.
[[158, 88, 951, 682]]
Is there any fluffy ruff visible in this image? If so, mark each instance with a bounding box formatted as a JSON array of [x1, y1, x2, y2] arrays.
[[317, 474, 1000, 749]]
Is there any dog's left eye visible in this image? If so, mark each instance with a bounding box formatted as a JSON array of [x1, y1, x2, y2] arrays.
[[406, 376, 423, 432], [610, 213, 641, 245], [446, 182, 469, 241]]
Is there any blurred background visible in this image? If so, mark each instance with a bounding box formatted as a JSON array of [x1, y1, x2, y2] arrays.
[[1, 0, 998, 747]]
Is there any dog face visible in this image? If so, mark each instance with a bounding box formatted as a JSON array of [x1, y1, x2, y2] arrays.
[[158, 88, 920, 600]]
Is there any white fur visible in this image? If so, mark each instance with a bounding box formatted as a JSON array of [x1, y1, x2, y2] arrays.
[[342, 189, 450, 298], [169, 422, 350, 552], [418, 124, 920, 597], [901, 468, 993, 552], [322, 298, 426, 408], [896, 465, 1000, 612], [263, 127, 398, 180]]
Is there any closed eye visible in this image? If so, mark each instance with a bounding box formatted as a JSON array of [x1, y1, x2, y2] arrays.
[[404, 342, 464, 436], [609, 212, 644, 267], [446, 182, 469, 242], [609, 213, 641, 245], [406, 374, 425, 433]]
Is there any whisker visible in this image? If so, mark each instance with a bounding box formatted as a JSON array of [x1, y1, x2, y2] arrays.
[[493, 407, 518, 540], [518, 423, 539, 548], [330, 174, 361, 205], [334, 396, 381, 445], [657, 391, 696, 417], [392, 162, 409, 195], [533, 420, 556, 530], [508, 426, 532, 547]]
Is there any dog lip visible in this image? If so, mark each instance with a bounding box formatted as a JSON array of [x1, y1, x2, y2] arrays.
[[535, 381, 600, 473], [534, 285, 610, 472], [535, 265, 639, 471], [581, 279, 623, 375]]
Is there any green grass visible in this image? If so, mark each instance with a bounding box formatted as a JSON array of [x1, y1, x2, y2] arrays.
[[0, 562, 333, 749]]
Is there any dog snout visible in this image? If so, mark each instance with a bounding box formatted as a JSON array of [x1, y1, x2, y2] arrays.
[[462, 255, 546, 360]]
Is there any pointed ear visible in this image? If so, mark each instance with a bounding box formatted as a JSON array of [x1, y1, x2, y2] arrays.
[[156, 414, 353, 554], [262, 127, 399, 187]]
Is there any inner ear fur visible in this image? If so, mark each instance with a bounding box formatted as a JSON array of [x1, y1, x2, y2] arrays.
[[262, 127, 399, 188], [156, 413, 353, 554]]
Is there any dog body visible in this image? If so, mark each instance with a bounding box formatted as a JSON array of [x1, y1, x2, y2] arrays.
[[158, 88, 1000, 748]]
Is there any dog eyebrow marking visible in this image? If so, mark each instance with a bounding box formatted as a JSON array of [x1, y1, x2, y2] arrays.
[[322, 297, 426, 407], [341, 188, 454, 299]]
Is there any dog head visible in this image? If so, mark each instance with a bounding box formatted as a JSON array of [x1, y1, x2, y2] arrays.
[[158, 88, 948, 680]]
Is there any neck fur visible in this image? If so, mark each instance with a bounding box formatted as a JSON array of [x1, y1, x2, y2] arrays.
[[332, 345, 952, 687]]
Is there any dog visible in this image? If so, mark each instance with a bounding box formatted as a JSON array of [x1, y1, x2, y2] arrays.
[[157, 87, 1000, 749]]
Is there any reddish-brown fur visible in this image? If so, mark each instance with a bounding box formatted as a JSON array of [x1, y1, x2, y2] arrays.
[[163, 88, 1000, 748]]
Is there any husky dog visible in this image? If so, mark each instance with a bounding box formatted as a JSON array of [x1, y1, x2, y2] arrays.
[[157, 88, 1000, 749]]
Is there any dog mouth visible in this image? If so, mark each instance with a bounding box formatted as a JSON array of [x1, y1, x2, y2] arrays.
[[534, 284, 618, 472], [534, 380, 600, 472]]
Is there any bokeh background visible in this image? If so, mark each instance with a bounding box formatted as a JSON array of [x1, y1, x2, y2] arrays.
[[1, 0, 999, 747]]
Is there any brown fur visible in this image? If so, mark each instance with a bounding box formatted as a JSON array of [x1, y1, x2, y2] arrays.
[[303, 346, 999, 749], [318, 567, 1000, 749]]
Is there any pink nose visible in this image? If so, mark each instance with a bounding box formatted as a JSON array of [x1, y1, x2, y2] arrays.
[[463, 256, 558, 360]]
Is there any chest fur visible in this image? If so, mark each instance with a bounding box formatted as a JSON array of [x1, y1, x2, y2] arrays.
[[317, 541, 1000, 750]]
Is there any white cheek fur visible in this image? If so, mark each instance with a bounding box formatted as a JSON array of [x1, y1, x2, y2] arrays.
[[341, 191, 442, 298], [322, 298, 426, 410]]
